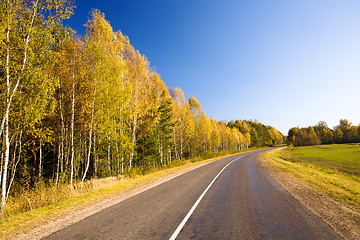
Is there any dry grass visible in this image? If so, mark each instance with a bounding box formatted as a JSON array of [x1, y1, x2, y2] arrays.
[[263, 146, 360, 209], [1, 148, 256, 239], [260, 146, 360, 239]]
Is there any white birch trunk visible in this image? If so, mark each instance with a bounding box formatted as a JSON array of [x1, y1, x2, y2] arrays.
[[6, 131, 22, 201], [129, 111, 137, 171], [82, 87, 96, 182], [82, 125, 92, 182], [169, 150, 171, 164], [158, 134, 163, 165], [93, 133, 97, 178], [1, 0, 38, 137], [173, 127, 178, 160], [1, 0, 11, 213], [119, 75, 124, 174], [1, 0, 38, 213], [107, 136, 111, 173], [179, 115, 183, 160], [1, 111, 10, 214], [116, 143, 120, 175], [0, 152, 3, 188], [38, 139, 42, 182], [70, 56, 75, 190], [56, 143, 60, 184], [129, 77, 139, 171], [57, 82, 65, 184]]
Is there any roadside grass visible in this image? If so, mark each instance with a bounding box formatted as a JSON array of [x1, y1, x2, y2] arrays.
[[262, 145, 360, 210], [289, 143, 360, 176], [0, 147, 261, 238]]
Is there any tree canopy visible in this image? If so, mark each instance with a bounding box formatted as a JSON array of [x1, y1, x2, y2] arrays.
[[287, 120, 360, 147]]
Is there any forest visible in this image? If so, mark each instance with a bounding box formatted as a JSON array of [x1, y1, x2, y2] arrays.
[[228, 119, 284, 147], [0, 1, 284, 214], [287, 119, 360, 146]]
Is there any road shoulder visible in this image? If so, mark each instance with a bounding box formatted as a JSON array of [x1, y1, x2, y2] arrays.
[[10, 154, 233, 240], [258, 148, 360, 239]]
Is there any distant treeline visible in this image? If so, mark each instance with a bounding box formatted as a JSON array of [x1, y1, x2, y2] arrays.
[[287, 120, 360, 147], [0, 2, 283, 213], [228, 120, 284, 147]]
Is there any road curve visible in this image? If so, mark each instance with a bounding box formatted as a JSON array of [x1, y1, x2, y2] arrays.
[[43, 149, 341, 240]]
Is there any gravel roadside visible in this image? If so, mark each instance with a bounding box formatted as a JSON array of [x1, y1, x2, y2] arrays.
[[9, 159, 219, 240], [258, 152, 360, 240]]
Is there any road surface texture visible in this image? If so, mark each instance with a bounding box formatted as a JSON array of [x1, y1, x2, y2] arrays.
[[44, 149, 341, 240]]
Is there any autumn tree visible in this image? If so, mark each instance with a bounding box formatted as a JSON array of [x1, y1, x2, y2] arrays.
[[0, 5, 288, 216], [171, 88, 194, 160], [288, 119, 360, 146], [0, 0, 74, 213], [52, 32, 86, 187]]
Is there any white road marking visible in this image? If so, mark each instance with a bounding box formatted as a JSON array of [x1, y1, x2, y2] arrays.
[[169, 155, 243, 240]]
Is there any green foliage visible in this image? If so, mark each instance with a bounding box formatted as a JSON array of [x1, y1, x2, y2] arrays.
[[157, 92, 174, 163]]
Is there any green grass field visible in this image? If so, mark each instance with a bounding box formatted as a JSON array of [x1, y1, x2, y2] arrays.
[[262, 144, 360, 210], [288, 143, 360, 176]]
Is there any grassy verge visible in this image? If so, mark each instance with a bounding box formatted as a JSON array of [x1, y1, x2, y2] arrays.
[[262, 145, 360, 210], [0, 148, 261, 239]]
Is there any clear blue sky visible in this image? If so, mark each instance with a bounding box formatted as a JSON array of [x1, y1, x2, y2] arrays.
[[64, 0, 360, 135]]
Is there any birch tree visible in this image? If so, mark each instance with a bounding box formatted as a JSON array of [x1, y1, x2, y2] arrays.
[[210, 117, 220, 152], [125, 50, 150, 171], [0, 0, 74, 213], [83, 10, 130, 177]]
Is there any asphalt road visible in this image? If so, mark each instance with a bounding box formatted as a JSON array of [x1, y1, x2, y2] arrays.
[[44, 149, 341, 240]]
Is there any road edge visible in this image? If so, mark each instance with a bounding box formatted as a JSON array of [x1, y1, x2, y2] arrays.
[[10, 152, 246, 240], [258, 147, 359, 240]]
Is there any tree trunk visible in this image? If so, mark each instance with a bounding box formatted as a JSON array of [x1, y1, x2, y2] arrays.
[[38, 139, 42, 182], [129, 113, 137, 171], [6, 131, 22, 201], [173, 127, 178, 160], [82, 88, 96, 182], [0, 152, 4, 188], [70, 56, 75, 190], [180, 131, 183, 160], [0, 0, 38, 136], [107, 136, 111, 173], [159, 134, 163, 165], [82, 127, 92, 182], [56, 142, 60, 184], [129, 77, 139, 172], [57, 82, 65, 184], [1, 0, 39, 213], [1, 111, 10, 214], [93, 133, 97, 178], [1, 1, 11, 213]]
